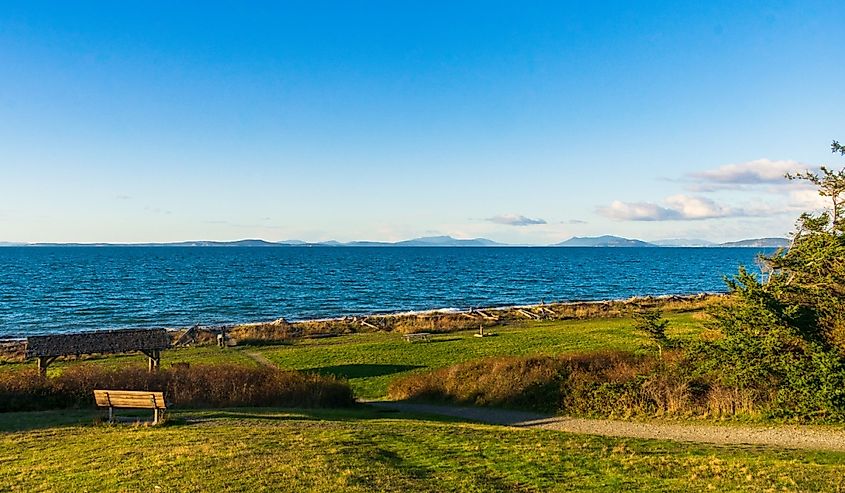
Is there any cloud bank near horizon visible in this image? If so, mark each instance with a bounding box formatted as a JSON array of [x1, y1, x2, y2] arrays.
[[689, 159, 811, 184], [598, 195, 761, 221], [599, 158, 822, 222], [486, 214, 547, 226]]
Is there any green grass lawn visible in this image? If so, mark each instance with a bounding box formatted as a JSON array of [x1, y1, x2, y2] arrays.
[[1, 407, 843, 492], [255, 312, 703, 398], [1, 312, 705, 398]]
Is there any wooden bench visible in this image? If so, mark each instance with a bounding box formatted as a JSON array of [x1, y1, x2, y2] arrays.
[[94, 390, 167, 425], [403, 332, 432, 343]]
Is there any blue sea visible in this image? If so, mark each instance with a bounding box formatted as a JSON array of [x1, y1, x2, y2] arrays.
[[0, 247, 770, 337]]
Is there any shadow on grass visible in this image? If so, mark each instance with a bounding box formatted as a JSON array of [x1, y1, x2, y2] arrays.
[[172, 406, 470, 426], [0, 409, 101, 433], [0, 404, 476, 433], [303, 364, 425, 379]]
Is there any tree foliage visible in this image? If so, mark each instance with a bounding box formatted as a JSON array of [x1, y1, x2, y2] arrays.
[[772, 142, 845, 351], [703, 140, 845, 419], [632, 308, 669, 356]]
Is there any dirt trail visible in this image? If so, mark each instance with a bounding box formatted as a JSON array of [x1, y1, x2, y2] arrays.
[[369, 401, 845, 452], [243, 350, 275, 367]]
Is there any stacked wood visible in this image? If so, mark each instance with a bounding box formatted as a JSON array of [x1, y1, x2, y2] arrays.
[[26, 328, 170, 358]]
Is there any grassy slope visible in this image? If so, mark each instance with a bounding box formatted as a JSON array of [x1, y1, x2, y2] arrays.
[[2, 408, 844, 493], [259, 312, 703, 398], [1, 313, 704, 398], [4, 313, 845, 491]]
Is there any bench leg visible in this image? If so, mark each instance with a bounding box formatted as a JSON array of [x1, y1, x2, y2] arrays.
[[108, 406, 113, 423]]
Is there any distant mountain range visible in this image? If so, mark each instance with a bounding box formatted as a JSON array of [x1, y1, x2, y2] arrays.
[[555, 235, 656, 247], [651, 238, 716, 247], [718, 237, 791, 248], [554, 236, 788, 248], [1, 235, 790, 248]]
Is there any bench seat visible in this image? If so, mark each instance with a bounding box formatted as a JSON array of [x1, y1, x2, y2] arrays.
[[403, 332, 432, 342], [94, 389, 167, 424]]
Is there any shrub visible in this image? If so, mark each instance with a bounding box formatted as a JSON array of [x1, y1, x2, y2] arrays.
[[389, 355, 568, 412], [388, 351, 783, 419], [0, 364, 355, 412], [632, 308, 669, 356], [229, 320, 295, 345]]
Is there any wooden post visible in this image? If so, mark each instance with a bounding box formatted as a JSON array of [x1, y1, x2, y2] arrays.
[[37, 356, 56, 377], [146, 350, 160, 372], [151, 395, 159, 424]]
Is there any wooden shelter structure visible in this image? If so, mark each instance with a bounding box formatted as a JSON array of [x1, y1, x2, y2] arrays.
[[25, 328, 171, 376]]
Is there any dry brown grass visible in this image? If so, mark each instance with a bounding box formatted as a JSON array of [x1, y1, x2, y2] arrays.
[[229, 319, 296, 344], [0, 364, 355, 412], [388, 350, 771, 419], [392, 315, 493, 334]]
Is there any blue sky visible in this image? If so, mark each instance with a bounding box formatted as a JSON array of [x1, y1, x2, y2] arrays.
[[1, 1, 843, 244]]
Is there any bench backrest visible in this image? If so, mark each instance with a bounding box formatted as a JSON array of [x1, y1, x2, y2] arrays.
[[93, 390, 167, 409]]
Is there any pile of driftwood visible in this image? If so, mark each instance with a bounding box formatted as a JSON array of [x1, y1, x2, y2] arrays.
[[205, 293, 718, 346]]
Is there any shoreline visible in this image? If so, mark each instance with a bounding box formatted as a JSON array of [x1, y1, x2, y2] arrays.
[[237, 292, 719, 325], [0, 292, 721, 343]]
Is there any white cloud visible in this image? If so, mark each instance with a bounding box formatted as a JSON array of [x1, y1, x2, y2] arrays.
[[788, 189, 828, 210], [599, 201, 681, 221], [486, 214, 547, 226], [687, 159, 813, 187], [598, 195, 782, 221], [664, 194, 735, 219]]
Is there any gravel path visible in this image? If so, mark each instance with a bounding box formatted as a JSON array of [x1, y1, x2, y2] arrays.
[[369, 401, 845, 452]]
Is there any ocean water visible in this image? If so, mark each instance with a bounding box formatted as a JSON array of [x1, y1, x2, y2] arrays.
[[0, 246, 770, 337]]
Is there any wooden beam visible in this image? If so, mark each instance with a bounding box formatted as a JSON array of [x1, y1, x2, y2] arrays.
[[539, 306, 556, 317], [517, 309, 540, 320], [174, 325, 199, 347]]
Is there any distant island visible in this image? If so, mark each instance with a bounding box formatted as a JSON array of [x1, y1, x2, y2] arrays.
[[717, 238, 792, 248], [554, 236, 789, 248], [555, 235, 656, 247], [1, 235, 790, 248]]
